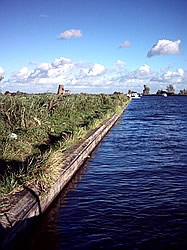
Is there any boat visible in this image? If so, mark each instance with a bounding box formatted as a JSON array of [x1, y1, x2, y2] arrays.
[[162, 93, 167, 97], [131, 92, 141, 99]]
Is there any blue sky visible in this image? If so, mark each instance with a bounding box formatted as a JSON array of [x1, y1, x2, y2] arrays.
[[0, 0, 186, 93]]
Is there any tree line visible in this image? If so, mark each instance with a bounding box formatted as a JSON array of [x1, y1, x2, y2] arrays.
[[130, 84, 187, 96]]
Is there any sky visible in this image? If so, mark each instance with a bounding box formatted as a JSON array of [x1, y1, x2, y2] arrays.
[[0, 0, 186, 94]]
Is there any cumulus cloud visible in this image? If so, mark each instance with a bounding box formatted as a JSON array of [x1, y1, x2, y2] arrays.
[[108, 60, 126, 74], [147, 39, 181, 57], [139, 64, 151, 73], [57, 29, 82, 39], [37, 63, 52, 71], [119, 41, 131, 48], [150, 68, 186, 94], [124, 64, 153, 81], [162, 68, 185, 82], [2, 57, 186, 94], [52, 57, 72, 67], [87, 64, 105, 76], [13, 67, 32, 79]]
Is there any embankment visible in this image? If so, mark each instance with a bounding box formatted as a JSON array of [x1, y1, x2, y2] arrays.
[[0, 103, 129, 249]]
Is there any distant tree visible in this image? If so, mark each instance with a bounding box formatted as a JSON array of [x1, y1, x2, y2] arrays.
[[4, 91, 11, 96], [128, 89, 132, 95], [179, 89, 187, 95], [143, 85, 150, 95], [166, 84, 175, 95], [16, 90, 26, 95], [156, 89, 162, 95]]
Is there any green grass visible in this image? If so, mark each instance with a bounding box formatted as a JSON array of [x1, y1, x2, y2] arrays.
[[0, 93, 129, 200]]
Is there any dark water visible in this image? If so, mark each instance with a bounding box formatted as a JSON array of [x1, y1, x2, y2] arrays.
[[26, 96, 187, 250]]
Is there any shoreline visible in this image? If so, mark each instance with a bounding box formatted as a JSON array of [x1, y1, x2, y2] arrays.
[[0, 101, 130, 249]]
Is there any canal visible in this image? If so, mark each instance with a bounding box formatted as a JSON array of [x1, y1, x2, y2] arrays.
[[24, 96, 187, 249]]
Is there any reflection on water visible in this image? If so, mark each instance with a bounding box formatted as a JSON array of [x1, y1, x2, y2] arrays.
[[25, 96, 187, 250], [22, 158, 94, 250]]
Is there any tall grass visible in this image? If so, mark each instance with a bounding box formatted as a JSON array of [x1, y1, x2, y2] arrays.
[[0, 93, 129, 199]]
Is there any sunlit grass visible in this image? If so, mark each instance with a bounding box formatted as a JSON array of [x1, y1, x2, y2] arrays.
[[0, 93, 129, 200]]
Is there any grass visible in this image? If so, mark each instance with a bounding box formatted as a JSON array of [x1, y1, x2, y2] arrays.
[[0, 93, 129, 202]]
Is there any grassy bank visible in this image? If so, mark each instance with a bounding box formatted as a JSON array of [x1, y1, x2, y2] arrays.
[[0, 93, 129, 201]]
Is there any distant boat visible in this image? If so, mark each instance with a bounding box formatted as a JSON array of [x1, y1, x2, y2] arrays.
[[131, 92, 141, 99], [162, 93, 167, 97]]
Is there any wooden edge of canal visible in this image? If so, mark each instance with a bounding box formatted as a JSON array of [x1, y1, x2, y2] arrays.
[[0, 101, 130, 249]]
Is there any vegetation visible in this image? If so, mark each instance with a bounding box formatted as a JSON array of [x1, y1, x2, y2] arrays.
[[166, 84, 175, 95], [156, 89, 168, 96], [141, 84, 187, 96], [179, 89, 187, 95], [0, 93, 129, 200], [143, 85, 150, 96]]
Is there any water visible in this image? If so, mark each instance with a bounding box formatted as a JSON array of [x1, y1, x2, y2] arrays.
[[26, 96, 187, 250]]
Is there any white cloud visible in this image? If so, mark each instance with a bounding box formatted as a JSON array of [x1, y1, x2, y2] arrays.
[[108, 60, 126, 74], [120, 41, 131, 48], [116, 60, 126, 68], [178, 68, 184, 77], [2, 57, 186, 94], [13, 67, 32, 79], [0, 66, 5, 75], [162, 68, 185, 83], [126, 64, 153, 80], [147, 39, 181, 57], [139, 64, 151, 73], [37, 63, 52, 71], [52, 57, 72, 67], [57, 29, 82, 39], [87, 64, 105, 76], [150, 68, 186, 94]]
